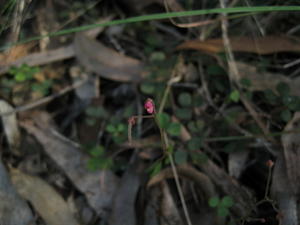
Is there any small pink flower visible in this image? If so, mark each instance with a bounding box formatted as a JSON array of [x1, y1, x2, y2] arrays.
[[144, 98, 155, 114]]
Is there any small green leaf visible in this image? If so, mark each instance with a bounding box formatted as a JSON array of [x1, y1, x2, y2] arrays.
[[190, 152, 208, 164], [150, 52, 166, 61], [15, 73, 26, 82], [85, 106, 108, 118], [187, 137, 203, 151], [264, 89, 277, 104], [174, 150, 188, 165], [89, 145, 104, 157], [217, 207, 230, 217], [178, 92, 192, 107], [229, 90, 240, 102], [156, 113, 170, 129], [116, 123, 125, 132], [166, 122, 181, 136], [286, 96, 300, 111], [175, 108, 192, 120], [148, 161, 162, 177], [85, 118, 96, 126], [208, 197, 220, 208], [220, 196, 234, 208], [106, 124, 116, 133], [276, 82, 290, 96], [240, 78, 251, 88], [207, 65, 224, 75], [280, 109, 292, 122], [87, 158, 102, 171], [193, 95, 204, 107], [140, 82, 156, 94]]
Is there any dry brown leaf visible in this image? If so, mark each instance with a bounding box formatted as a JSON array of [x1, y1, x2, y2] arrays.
[[160, 181, 183, 225], [10, 169, 78, 225], [148, 164, 216, 198], [20, 111, 119, 217], [0, 43, 35, 65], [177, 36, 300, 55], [74, 33, 146, 82]]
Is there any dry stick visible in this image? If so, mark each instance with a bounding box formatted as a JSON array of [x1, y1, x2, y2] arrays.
[[0, 78, 88, 116], [157, 66, 192, 225], [218, 0, 276, 144]]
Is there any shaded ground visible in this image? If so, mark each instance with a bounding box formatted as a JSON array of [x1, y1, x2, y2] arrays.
[[1, 1, 300, 225]]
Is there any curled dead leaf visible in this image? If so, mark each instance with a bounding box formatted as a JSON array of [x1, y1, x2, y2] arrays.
[[177, 36, 300, 55]]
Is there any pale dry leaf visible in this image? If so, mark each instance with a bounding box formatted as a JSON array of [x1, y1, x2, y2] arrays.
[[0, 160, 34, 225], [10, 169, 79, 225], [272, 152, 298, 225], [177, 36, 300, 54], [0, 100, 21, 155], [228, 150, 250, 179], [160, 181, 184, 225], [20, 111, 119, 217], [281, 111, 300, 195], [74, 33, 146, 82]]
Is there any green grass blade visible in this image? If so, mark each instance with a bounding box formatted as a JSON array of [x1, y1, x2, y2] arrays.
[[1, 6, 300, 51]]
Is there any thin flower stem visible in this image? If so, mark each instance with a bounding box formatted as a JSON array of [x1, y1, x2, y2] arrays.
[[264, 166, 272, 199], [156, 117, 192, 225]]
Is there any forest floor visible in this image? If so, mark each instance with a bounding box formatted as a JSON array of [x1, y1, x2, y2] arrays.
[[0, 1, 300, 225]]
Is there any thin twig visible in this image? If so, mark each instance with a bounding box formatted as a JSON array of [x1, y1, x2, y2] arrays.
[[0, 78, 88, 116], [156, 58, 192, 225], [218, 0, 276, 144]]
